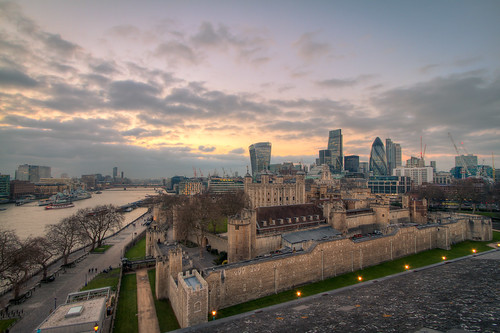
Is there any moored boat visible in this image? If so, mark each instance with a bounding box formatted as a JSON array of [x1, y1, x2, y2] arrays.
[[45, 203, 75, 210]]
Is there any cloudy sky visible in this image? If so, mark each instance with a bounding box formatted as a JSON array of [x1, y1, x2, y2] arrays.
[[1, 0, 499, 179]]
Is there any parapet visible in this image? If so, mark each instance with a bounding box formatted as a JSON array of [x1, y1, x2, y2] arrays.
[[178, 269, 208, 293]]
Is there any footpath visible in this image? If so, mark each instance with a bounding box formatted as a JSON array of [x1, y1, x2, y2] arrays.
[[1, 209, 150, 333]]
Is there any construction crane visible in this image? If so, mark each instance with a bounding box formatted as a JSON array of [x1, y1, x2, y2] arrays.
[[448, 132, 472, 179], [192, 166, 197, 178], [199, 169, 203, 178]]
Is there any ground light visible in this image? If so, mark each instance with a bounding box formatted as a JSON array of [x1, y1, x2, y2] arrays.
[[472, 249, 477, 253], [296, 291, 301, 297], [212, 310, 217, 321], [357, 276, 363, 282], [442, 256, 447, 261], [404, 264, 410, 270]]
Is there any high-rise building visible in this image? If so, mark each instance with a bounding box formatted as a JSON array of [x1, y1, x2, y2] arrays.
[[455, 154, 478, 176], [386, 138, 402, 175], [386, 138, 395, 174], [344, 155, 360, 173], [113, 167, 118, 179], [359, 162, 369, 176], [249, 142, 272, 177], [15, 164, 51, 183], [395, 143, 402, 168], [0, 174, 10, 203], [430, 161, 437, 173], [327, 129, 343, 172], [369, 137, 388, 176]]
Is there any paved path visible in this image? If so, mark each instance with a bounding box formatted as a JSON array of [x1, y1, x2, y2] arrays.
[[176, 250, 500, 333], [136, 269, 160, 333], [3, 209, 150, 333]]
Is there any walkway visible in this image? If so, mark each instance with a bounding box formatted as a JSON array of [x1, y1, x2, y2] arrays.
[[136, 269, 160, 333], [2, 210, 151, 333]]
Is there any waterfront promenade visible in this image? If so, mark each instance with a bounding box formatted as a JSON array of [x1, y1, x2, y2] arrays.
[[177, 250, 500, 333], [1, 209, 150, 333]]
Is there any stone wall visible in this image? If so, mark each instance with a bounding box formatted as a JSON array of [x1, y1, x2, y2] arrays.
[[255, 234, 282, 256], [169, 270, 208, 328], [203, 217, 491, 311]]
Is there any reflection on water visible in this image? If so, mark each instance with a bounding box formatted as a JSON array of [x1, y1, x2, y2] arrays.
[[0, 188, 156, 239]]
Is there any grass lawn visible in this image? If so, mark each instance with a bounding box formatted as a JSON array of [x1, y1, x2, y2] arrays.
[[492, 230, 500, 242], [113, 273, 138, 333], [147, 269, 180, 332], [81, 268, 121, 291], [125, 236, 146, 259], [92, 244, 113, 253], [0, 319, 17, 332], [216, 237, 497, 319]]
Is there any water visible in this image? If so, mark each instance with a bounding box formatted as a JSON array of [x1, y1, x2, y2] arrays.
[[0, 188, 157, 239]]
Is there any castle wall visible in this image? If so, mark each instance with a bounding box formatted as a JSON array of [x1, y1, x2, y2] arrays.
[[204, 218, 489, 311], [185, 230, 228, 253], [346, 212, 375, 230], [389, 209, 410, 222], [255, 234, 282, 256]]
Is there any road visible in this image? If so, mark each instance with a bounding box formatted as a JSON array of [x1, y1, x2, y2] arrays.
[[2, 210, 150, 333]]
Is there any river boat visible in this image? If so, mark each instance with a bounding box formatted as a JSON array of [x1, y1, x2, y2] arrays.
[[38, 198, 54, 206], [95, 191, 102, 194], [45, 203, 75, 210]]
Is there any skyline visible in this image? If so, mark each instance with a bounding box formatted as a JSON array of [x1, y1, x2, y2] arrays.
[[1, 0, 499, 178]]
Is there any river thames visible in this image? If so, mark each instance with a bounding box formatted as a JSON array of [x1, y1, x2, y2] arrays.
[[0, 188, 157, 239]]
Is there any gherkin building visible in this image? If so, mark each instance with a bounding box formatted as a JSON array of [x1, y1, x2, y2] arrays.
[[369, 137, 388, 176]]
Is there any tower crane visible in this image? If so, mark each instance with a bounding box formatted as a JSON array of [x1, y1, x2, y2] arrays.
[[448, 132, 472, 179]]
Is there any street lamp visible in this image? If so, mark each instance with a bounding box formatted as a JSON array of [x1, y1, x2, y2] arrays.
[[357, 276, 363, 282], [296, 291, 301, 297], [441, 256, 446, 261], [472, 249, 477, 254], [404, 264, 410, 270], [94, 322, 99, 332], [212, 310, 217, 321]]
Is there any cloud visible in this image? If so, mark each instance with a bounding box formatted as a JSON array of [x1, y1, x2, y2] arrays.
[[198, 145, 216, 152], [293, 32, 330, 61], [0, 67, 38, 87], [229, 148, 245, 154], [316, 75, 374, 88], [154, 41, 199, 65]]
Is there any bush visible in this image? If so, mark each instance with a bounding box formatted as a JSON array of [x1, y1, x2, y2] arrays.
[[213, 251, 227, 265]]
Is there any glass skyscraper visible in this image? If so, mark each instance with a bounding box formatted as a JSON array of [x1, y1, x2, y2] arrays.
[[249, 142, 272, 177], [327, 129, 343, 173], [369, 137, 388, 176]]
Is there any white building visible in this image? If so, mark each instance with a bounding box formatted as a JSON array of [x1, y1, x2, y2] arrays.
[[393, 166, 434, 186]]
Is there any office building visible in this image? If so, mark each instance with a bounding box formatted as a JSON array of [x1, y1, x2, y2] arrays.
[[368, 176, 412, 194], [327, 129, 343, 172], [393, 166, 434, 186], [395, 143, 402, 168], [0, 174, 10, 203], [113, 167, 118, 179], [359, 162, 369, 176], [369, 137, 388, 176], [249, 142, 272, 177], [344, 155, 360, 173], [15, 164, 51, 183]]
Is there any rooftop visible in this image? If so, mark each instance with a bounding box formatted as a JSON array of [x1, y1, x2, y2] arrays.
[[282, 226, 341, 245]]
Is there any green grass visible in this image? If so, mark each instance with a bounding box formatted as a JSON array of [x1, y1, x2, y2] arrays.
[[492, 230, 500, 242], [474, 211, 500, 219], [147, 269, 180, 332], [0, 318, 17, 332], [92, 244, 113, 253], [125, 236, 146, 259], [81, 268, 121, 291], [216, 239, 495, 319], [113, 273, 138, 333]]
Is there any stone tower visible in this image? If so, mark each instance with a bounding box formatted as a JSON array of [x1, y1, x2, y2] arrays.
[[228, 209, 256, 263]]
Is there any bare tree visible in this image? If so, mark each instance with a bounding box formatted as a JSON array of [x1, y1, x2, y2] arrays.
[[76, 205, 124, 250], [30, 236, 58, 280], [0, 229, 36, 299], [46, 215, 82, 265]]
